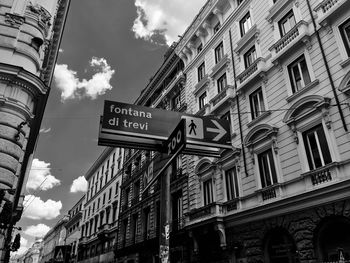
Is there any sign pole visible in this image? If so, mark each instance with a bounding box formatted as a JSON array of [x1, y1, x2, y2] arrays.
[[159, 163, 171, 263]]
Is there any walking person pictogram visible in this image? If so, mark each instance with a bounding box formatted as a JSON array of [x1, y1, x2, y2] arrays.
[[189, 120, 197, 135]]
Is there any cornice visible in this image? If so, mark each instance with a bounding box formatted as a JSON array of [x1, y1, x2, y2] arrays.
[[84, 147, 115, 180]]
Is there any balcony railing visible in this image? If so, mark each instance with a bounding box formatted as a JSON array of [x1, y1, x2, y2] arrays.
[[314, 0, 348, 26], [269, 21, 311, 61], [236, 57, 266, 89], [188, 202, 223, 221], [261, 187, 277, 201], [210, 85, 235, 111], [302, 162, 338, 186]]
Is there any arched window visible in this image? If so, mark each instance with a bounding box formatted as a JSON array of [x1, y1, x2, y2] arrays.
[[244, 124, 281, 201], [315, 216, 350, 261], [264, 228, 297, 263], [283, 95, 338, 185]]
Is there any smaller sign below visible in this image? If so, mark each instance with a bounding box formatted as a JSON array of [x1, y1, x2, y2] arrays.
[[162, 119, 186, 155], [53, 246, 68, 263]]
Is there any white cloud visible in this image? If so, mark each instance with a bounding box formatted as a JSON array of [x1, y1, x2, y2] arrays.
[[39, 127, 51, 133], [70, 176, 88, 193], [54, 57, 115, 101], [59, 48, 64, 53], [132, 0, 206, 45], [23, 195, 62, 220], [24, 224, 51, 238], [26, 159, 60, 191]]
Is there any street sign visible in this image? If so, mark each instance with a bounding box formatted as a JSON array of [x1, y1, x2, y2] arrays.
[[53, 246, 69, 263], [98, 100, 232, 156], [163, 119, 186, 155]]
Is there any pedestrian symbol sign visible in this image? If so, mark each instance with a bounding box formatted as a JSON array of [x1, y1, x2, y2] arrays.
[[182, 116, 203, 139], [55, 249, 64, 261]]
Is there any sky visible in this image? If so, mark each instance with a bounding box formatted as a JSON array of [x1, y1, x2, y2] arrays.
[[13, 0, 206, 256]]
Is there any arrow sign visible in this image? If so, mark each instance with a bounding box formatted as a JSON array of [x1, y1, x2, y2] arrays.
[[206, 120, 227, 141]]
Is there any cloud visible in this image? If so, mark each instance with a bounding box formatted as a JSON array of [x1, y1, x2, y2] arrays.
[[54, 57, 115, 101], [39, 127, 51, 133], [24, 224, 51, 238], [23, 195, 62, 220], [59, 48, 64, 53], [26, 159, 60, 191], [132, 0, 206, 45], [70, 176, 88, 193]]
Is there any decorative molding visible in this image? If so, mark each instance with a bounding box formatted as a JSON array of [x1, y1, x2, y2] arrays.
[[5, 13, 25, 28]]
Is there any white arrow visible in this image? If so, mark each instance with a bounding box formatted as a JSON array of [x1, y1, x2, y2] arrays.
[[206, 120, 227, 141]]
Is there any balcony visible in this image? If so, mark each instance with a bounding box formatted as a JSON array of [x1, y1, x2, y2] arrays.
[[269, 21, 311, 62], [302, 162, 340, 188], [193, 75, 210, 96], [314, 0, 350, 27], [236, 57, 267, 90], [210, 85, 235, 113], [195, 103, 210, 116], [172, 102, 187, 112], [209, 54, 230, 78], [188, 202, 224, 221], [256, 184, 281, 202], [151, 71, 186, 108]]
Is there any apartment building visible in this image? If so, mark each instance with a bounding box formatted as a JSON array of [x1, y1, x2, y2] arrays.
[[0, 0, 70, 260], [65, 196, 85, 263], [174, 0, 350, 262], [77, 147, 123, 263], [40, 216, 69, 263], [114, 44, 188, 263]]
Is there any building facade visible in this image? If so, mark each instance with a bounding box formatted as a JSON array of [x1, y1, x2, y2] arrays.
[[174, 0, 350, 262], [40, 216, 69, 263], [0, 0, 70, 260], [114, 44, 188, 263], [77, 147, 123, 263], [66, 196, 85, 263], [12, 238, 43, 263]]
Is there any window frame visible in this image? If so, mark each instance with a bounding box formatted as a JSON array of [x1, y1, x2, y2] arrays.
[[217, 73, 227, 93], [197, 62, 206, 82], [339, 18, 350, 57], [199, 91, 208, 109], [249, 87, 266, 120], [240, 12, 252, 37], [257, 149, 278, 188], [215, 42, 224, 64], [203, 178, 214, 205], [225, 167, 240, 201], [278, 10, 296, 37], [214, 22, 221, 34], [288, 54, 311, 93], [244, 45, 257, 68]]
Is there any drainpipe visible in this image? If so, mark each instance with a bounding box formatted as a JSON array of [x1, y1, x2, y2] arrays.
[[229, 29, 248, 177], [306, 0, 348, 132]]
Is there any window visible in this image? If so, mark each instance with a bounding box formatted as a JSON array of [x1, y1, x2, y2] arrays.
[[203, 179, 213, 205], [244, 46, 257, 68], [197, 43, 203, 54], [103, 193, 106, 205], [131, 214, 138, 243], [199, 92, 207, 109], [249, 87, 265, 120], [198, 62, 205, 82], [225, 167, 239, 200], [125, 188, 130, 207], [92, 202, 95, 213], [340, 19, 350, 56], [303, 124, 332, 170], [172, 93, 181, 110], [279, 10, 296, 37], [214, 22, 221, 34], [133, 180, 140, 200], [258, 149, 278, 188], [97, 198, 100, 209], [215, 42, 224, 63], [217, 73, 227, 93], [237, 0, 245, 5], [143, 208, 151, 239], [288, 55, 311, 93], [240, 12, 252, 36], [115, 182, 119, 196], [109, 188, 112, 200]]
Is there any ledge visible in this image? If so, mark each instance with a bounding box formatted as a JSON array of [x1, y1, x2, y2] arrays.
[[193, 75, 210, 96], [209, 54, 230, 78], [234, 24, 259, 55], [247, 110, 271, 128], [286, 79, 320, 103]]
